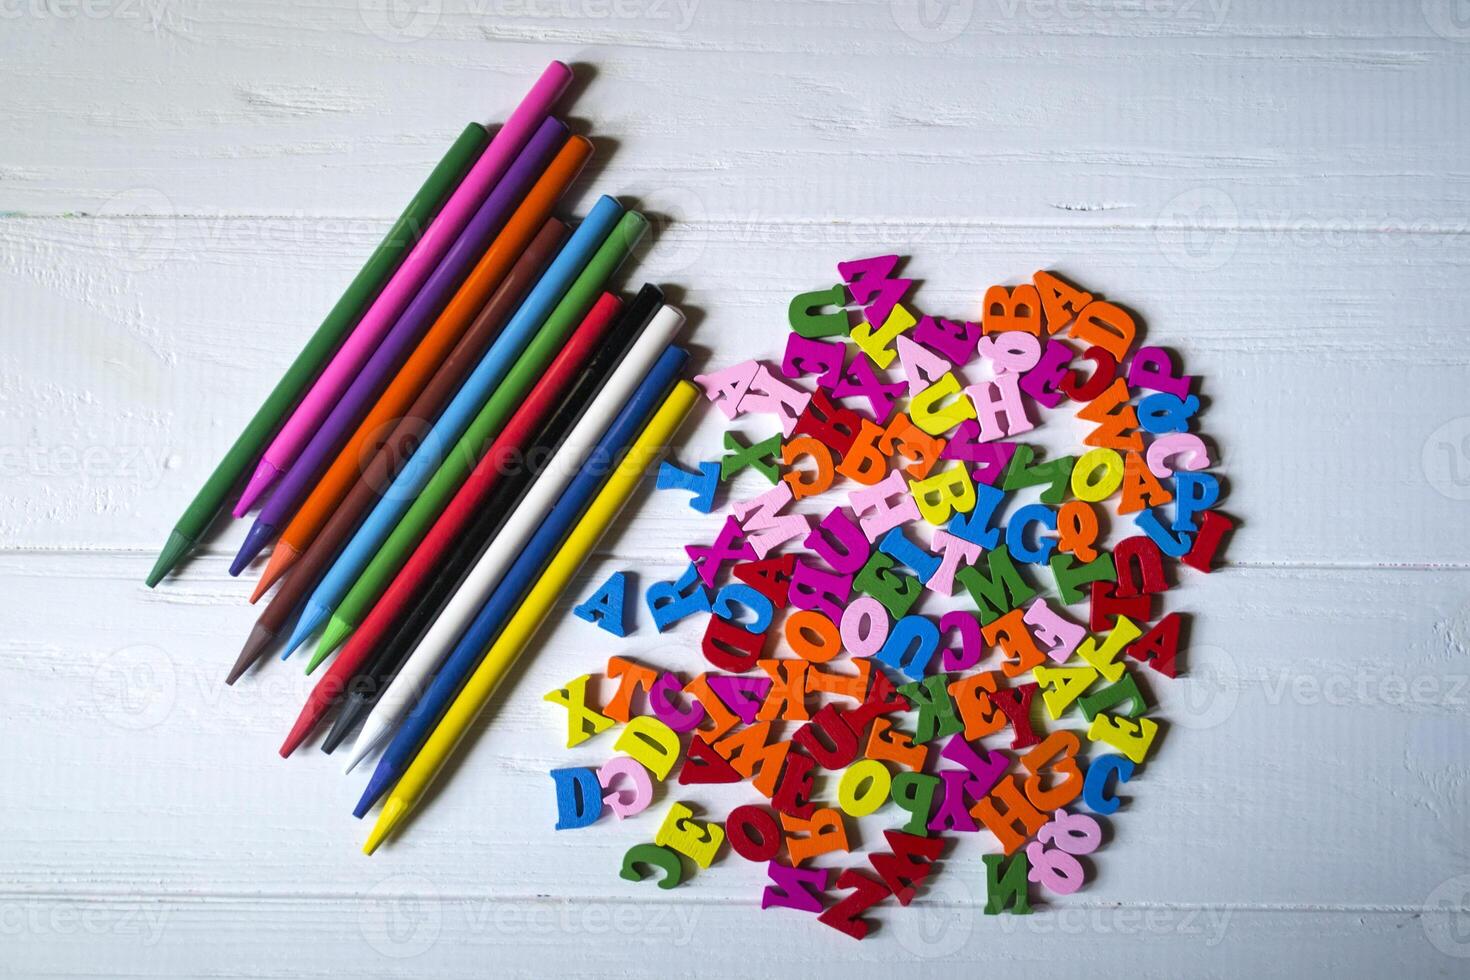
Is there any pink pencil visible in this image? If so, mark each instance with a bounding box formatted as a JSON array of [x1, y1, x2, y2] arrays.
[[233, 60, 575, 516]]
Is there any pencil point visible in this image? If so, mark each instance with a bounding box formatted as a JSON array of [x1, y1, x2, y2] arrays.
[[251, 542, 300, 603], [279, 708, 316, 758], [320, 697, 360, 755], [309, 616, 354, 673], [226, 622, 278, 686], [234, 460, 280, 517], [229, 520, 275, 577], [362, 797, 406, 855], [281, 604, 327, 661], [145, 529, 194, 588], [355, 761, 396, 818], [343, 734, 379, 775]]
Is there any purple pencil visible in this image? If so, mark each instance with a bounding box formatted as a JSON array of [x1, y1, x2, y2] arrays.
[[228, 117, 570, 575]]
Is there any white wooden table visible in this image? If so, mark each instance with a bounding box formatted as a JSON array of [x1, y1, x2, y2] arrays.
[[3, 1, 1468, 976]]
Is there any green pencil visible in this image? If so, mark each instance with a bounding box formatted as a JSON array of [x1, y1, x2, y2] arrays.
[[144, 122, 491, 587], [307, 210, 649, 666]]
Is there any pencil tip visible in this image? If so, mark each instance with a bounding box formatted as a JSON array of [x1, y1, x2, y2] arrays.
[[344, 728, 385, 775], [234, 461, 280, 517], [279, 713, 313, 758], [226, 622, 277, 685], [343, 746, 367, 775], [251, 543, 299, 603], [354, 766, 393, 818], [320, 717, 351, 758], [229, 520, 275, 577], [320, 697, 360, 755], [304, 637, 334, 675], [363, 798, 407, 855], [281, 605, 325, 661], [311, 616, 353, 671], [145, 529, 194, 588]]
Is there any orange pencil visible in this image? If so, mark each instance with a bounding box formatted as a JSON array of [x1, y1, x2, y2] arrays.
[[250, 135, 594, 602]]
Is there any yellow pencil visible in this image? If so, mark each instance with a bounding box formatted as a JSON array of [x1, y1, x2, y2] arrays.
[[363, 380, 699, 854]]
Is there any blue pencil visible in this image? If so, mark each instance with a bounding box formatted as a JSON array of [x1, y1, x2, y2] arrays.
[[354, 344, 689, 817], [280, 195, 626, 658]]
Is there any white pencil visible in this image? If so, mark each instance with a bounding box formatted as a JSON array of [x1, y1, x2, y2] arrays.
[[342, 303, 687, 773]]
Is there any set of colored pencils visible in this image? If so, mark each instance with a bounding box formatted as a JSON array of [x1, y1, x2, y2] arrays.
[[146, 62, 696, 852]]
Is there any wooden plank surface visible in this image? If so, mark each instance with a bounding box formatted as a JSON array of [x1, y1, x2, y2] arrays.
[[2, 0, 1469, 975]]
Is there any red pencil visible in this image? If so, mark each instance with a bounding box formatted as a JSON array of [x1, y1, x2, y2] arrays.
[[278, 291, 625, 757]]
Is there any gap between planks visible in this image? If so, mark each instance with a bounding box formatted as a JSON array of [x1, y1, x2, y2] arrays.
[[0, 888, 1460, 915], [3, 547, 1470, 574], [6, 214, 1470, 238]]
